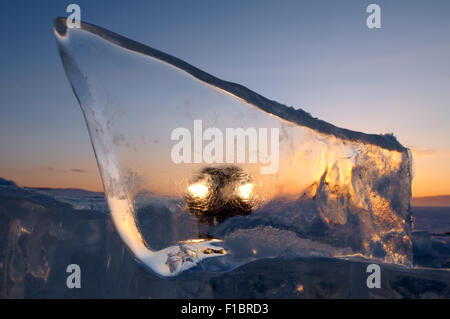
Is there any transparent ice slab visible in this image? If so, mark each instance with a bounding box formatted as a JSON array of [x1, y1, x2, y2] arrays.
[[54, 17, 413, 277]]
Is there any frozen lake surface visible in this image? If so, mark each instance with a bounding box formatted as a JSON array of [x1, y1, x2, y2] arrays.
[[0, 180, 449, 298]]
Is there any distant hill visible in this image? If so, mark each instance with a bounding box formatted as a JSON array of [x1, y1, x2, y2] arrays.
[[3, 176, 450, 206], [25, 187, 104, 198], [412, 196, 450, 207], [0, 177, 17, 187]]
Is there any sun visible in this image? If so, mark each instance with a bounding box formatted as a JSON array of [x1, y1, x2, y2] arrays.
[[188, 183, 209, 198]]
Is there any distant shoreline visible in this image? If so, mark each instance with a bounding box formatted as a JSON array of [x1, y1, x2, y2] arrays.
[[27, 187, 450, 207], [412, 195, 450, 207], [3, 177, 450, 207]]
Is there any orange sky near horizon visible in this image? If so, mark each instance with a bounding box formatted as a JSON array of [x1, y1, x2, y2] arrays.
[[410, 149, 450, 197], [2, 148, 449, 198]]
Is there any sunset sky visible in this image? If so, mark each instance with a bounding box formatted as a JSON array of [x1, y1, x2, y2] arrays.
[[1, 0, 450, 197]]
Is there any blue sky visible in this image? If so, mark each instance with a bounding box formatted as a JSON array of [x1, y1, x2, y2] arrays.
[[1, 0, 450, 195]]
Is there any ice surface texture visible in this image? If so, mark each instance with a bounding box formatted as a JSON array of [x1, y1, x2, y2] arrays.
[[54, 17, 413, 277]]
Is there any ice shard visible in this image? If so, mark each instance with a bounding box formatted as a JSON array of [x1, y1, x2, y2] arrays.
[[54, 17, 413, 277]]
